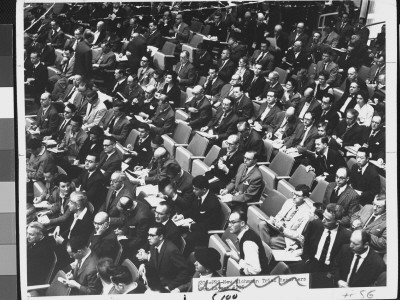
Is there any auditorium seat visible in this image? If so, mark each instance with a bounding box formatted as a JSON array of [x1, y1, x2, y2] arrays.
[[270, 261, 291, 275], [28, 270, 71, 297], [191, 144, 221, 177], [226, 257, 241, 277], [116, 128, 139, 155], [261, 138, 274, 162], [379, 175, 385, 193], [162, 122, 192, 157], [175, 133, 209, 172], [346, 157, 357, 170], [121, 259, 139, 282], [274, 67, 288, 84], [358, 65, 371, 81], [332, 87, 344, 103], [175, 109, 189, 121], [276, 164, 316, 198], [309, 180, 329, 203], [190, 20, 203, 33], [182, 34, 204, 63], [208, 234, 230, 276], [153, 41, 177, 70]]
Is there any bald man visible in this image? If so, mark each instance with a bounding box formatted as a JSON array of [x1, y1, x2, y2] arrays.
[[143, 147, 178, 185], [266, 106, 299, 140], [88, 212, 120, 261], [184, 85, 213, 130], [281, 40, 310, 74]]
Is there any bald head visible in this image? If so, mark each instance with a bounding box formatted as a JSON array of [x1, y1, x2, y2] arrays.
[[304, 87, 314, 97], [154, 147, 167, 160], [94, 212, 109, 224], [285, 106, 295, 117], [192, 85, 204, 95]]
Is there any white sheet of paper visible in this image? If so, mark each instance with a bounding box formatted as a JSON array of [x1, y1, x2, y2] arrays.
[[144, 196, 164, 207], [272, 250, 302, 261], [173, 218, 194, 227], [136, 184, 158, 196]]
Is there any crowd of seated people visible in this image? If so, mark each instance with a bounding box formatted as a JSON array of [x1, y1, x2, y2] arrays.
[[25, 1, 387, 295]]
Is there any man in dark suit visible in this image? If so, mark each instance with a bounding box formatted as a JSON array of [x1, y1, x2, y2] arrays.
[[335, 13, 354, 48], [74, 154, 107, 212], [332, 108, 364, 149], [110, 69, 127, 98], [250, 89, 282, 134], [227, 37, 247, 65], [92, 42, 116, 79], [27, 222, 56, 285], [137, 224, 192, 291], [295, 87, 322, 121], [220, 150, 264, 204], [288, 22, 309, 47], [184, 85, 213, 131], [178, 176, 222, 256], [72, 80, 91, 117], [208, 12, 228, 42], [342, 67, 368, 95], [99, 171, 134, 226], [237, 121, 264, 156], [99, 100, 131, 144], [212, 74, 240, 107], [148, 94, 175, 136], [203, 65, 226, 98], [249, 40, 275, 76], [153, 201, 181, 248], [246, 63, 267, 99], [361, 115, 385, 162], [260, 71, 285, 101], [47, 19, 65, 49], [200, 97, 239, 146], [25, 51, 48, 103], [266, 107, 299, 141], [125, 32, 147, 75], [292, 204, 351, 277], [169, 13, 190, 45], [318, 94, 340, 132], [31, 92, 61, 138], [281, 41, 310, 75], [334, 81, 362, 116], [98, 136, 122, 182], [193, 43, 214, 77], [314, 49, 339, 86], [232, 84, 254, 122], [306, 136, 347, 183], [88, 212, 120, 261], [349, 147, 381, 205], [322, 168, 360, 228], [283, 111, 319, 153], [45, 103, 75, 145], [123, 75, 145, 116], [146, 21, 163, 49], [64, 236, 102, 295], [217, 48, 236, 83], [331, 229, 386, 287], [351, 193, 386, 254], [174, 50, 196, 90], [125, 122, 153, 168], [73, 30, 94, 80]]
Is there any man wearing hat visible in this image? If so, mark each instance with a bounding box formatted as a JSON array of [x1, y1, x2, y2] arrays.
[[82, 90, 107, 131], [174, 248, 221, 292]]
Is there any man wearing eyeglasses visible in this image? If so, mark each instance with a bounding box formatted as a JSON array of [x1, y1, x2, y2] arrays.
[[137, 55, 154, 87], [322, 168, 360, 228], [98, 136, 123, 182], [259, 184, 312, 250]]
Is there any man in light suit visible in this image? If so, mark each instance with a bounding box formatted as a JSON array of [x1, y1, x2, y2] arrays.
[[59, 115, 88, 157], [331, 229, 386, 288], [99, 100, 131, 144], [259, 184, 312, 250], [250, 89, 282, 134], [174, 50, 196, 90], [295, 87, 322, 121], [49, 47, 75, 85], [321, 24, 340, 48], [137, 224, 192, 291], [220, 150, 264, 204], [249, 39, 275, 76], [64, 236, 102, 295], [32, 92, 61, 138], [266, 107, 299, 141], [137, 55, 155, 87], [351, 193, 386, 254], [314, 49, 339, 86], [169, 13, 190, 45], [82, 90, 107, 131], [322, 168, 360, 228]]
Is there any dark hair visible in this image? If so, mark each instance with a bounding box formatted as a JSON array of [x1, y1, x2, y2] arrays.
[[265, 89, 278, 97], [56, 174, 71, 185], [71, 114, 83, 126], [166, 163, 181, 177], [192, 175, 210, 190], [356, 90, 369, 102], [27, 138, 42, 150], [313, 202, 325, 220], [96, 257, 114, 283], [64, 46, 74, 54], [318, 70, 330, 80], [43, 164, 58, 174], [158, 201, 173, 215], [209, 64, 219, 73], [65, 103, 77, 112], [232, 209, 247, 223], [325, 203, 344, 221], [357, 229, 371, 245], [165, 70, 178, 83], [67, 236, 87, 253], [322, 94, 334, 104], [87, 152, 100, 162], [305, 111, 316, 121], [286, 78, 298, 93], [346, 108, 359, 118], [150, 223, 166, 237], [357, 146, 370, 158], [104, 136, 116, 143], [110, 265, 133, 285], [158, 178, 172, 192], [295, 184, 310, 197], [120, 198, 133, 210], [317, 136, 329, 145], [232, 83, 244, 91], [137, 122, 150, 132], [86, 90, 98, 101], [261, 39, 271, 47]]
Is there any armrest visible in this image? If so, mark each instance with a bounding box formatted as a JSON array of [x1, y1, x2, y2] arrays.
[[124, 158, 132, 164], [164, 54, 175, 59], [191, 156, 205, 160], [257, 162, 271, 166], [276, 176, 291, 180], [27, 284, 50, 291], [174, 143, 189, 147], [208, 230, 225, 235], [246, 201, 263, 206], [26, 115, 37, 118]]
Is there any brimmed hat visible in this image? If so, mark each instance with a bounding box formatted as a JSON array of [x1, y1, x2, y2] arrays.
[[194, 248, 221, 271]]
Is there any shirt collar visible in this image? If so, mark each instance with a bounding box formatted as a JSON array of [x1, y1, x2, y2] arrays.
[[337, 184, 348, 195], [361, 163, 369, 174], [237, 226, 249, 241], [79, 248, 91, 266], [200, 190, 209, 204], [358, 246, 370, 260], [34, 62, 41, 68], [38, 147, 46, 156], [155, 240, 164, 252]]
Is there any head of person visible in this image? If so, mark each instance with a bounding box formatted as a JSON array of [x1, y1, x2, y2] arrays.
[[96, 20, 105, 31], [100, 41, 111, 53], [208, 65, 219, 79], [74, 27, 83, 41], [285, 106, 296, 119], [165, 70, 177, 85], [221, 48, 230, 61], [321, 94, 334, 112], [350, 229, 371, 255], [315, 136, 329, 155], [93, 211, 110, 235], [110, 265, 138, 294], [140, 55, 150, 68], [144, 85, 156, 100], [103, 136, 116, 154], [117, 197, 133, 212], [345, 108, 358, 126], [63, 46, 74, 60], [153, 147, 169, 163], [151, 135, 164, 152], [175, 13, 183, 25], [375, 54, 385, 67], [322, 204, 344, 230], [268, 71, 280, 85], [154, 201, 172, 223], [358, 17, 366, 26], [229, 74, 241, 86], [232, 84, 244, 100], [127, 75, 139, 88], [227, 36, 238, 48], [194, 248, 221, 275], [228, 209, 247, 235], [43, 164, 58, 185], [110, 171, 125, 190], [243, 150, 258, 168], [323, 23, 333, 34], [77, 80, 89, 93], [166, 163, 182, 181], [179, 50, 190, 64], [112, 100, 126, 118], [266, 90, 277, 106], [88, 125, 104, 143], [293, 41, 302, 53], [83, 29, 94, 44], [57, 174, 74, 198], [27, 222, 45, 244], [147, 224, 165, 247], [373, 193, 386, 216], [68, 191, 88, 213], [303, 111, 315, 128], [27, 138, 43, 156], [274, 24, 283, 35], [258, 39, 270, 53], [73, 74, 83, 87], [256, 12, 265, 25], [86, 90, 99, 106], [347, 67, 358, 82], [312, 31, 321, 42], [114, 68, 125, 81], [69, 115, 83, 133], [221, 97, 234, 114], [296, 68, 307, 80], [318, 70, 330, 85], [148, 20, 157, 32], [254, 63, 263, 76], [347, 42, 355, 54], [293, 184, 310, 207], [40, 92, 51, 109], [30, 51, 40, 65], [237, 120, 251, 139], [226, 134, 240, 154], [371, 115, 383, 132], [238, 56, 249, 69], [285, 78, 298, 93], [67, 235, 89, 260], [296, 22, 305, 34], [311, 202, 326, 220], [96, 257, 114, 284], [64, 103, 76, 120], [356, 90, 369, 107], [192, 175, 210, 198], [335, 167, 350, 188], [341, 12, 349, 23], [356, 147, 370, 168], [84, 153, 99, 171], [192, 85, 204, 101], [137, 122, 150, 140]]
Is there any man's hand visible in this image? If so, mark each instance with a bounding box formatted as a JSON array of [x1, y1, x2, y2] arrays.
[[228, 250, 240, 262], [305, 165, 315, 173], [220, 189, 228, 196], [54, 234, 64, 245], [136, 249, 149, 261], [337, 280, 349, 288], [265, 132, 273, 140], [187, 107, 198, 113], [65, 279, 80, 289], [200, 126, 208, 132]]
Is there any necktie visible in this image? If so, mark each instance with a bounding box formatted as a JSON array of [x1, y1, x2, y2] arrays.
[[364, 215, 376, 228], [284, 206, 298, 222], [256, 52, 265, 63], [348, 254, 361, 286], [138, 138, 143, 145], [63, 59, 69, 73], [74, 259, 82, 277], [319, 230, 331, 264], [299, 126, 309, 146], [65, 87, 76, 101], [108, 116, 116, 132], [241, 166, 248, 180], [367, 132, 376, 144], [108, 190, 117, 210], [80, 96, 86, 109], [250, 76, 258, 88], [220, 59, 227, 70], [330, 187, 339, 203], [280, 117, 288, 129], [155, 248, 159, 264], [178, 63, 184, 74], [323, 63, 328, 70]]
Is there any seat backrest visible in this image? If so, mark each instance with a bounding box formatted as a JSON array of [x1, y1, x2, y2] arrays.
[[44, 252, 57, 284], [288, 164, 316, 188], [124, 129, 139, 147], [189, 34, 204, 47], [177, 236, 186, 254], [253, 102, 260, 113], [259, 165, 277, 192], [358, 65, 371, 81], [270, 261, 290, 275], [197, 76, 207, 86], [262, 241, 273, 264], [190, 20, 203, 33], [175, 109, 190, 121], [215, 199, 231, 230], [187, 133, 209, 156], [277, 180, 295, 199], [346, 157, 357, 170], [203, 145, 221, 166], [201, 25, 211, 35], [274, 67, 288, 84], [226, 257, 241, 277], [309, 180, 329, 203], [46, 270, 71, 296], [332, 87, 344, 104], [379, 175, 386, 193], [172, 122, 192, 145], [261, 189, 287, 217], [180, 91, 188, 107], [121, 259, 139, 282], [208, 234, 230, 274], [114, 240, 123, 264], [161, 41, 176, 55], [269, 151, 295, 176], [262, 139, 274, 162]]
